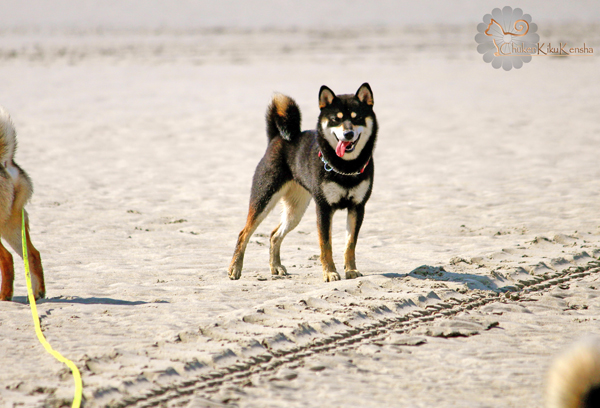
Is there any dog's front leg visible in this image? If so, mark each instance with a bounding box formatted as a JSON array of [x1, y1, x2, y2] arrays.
[[344, 205, 364, 279], [316, 204, 340, 282]]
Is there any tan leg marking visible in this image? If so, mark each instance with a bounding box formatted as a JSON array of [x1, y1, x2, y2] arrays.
[[317, 209, 340, 282], [344, 210, 362, 279], [228, 208, 260, 280], [228, 187, 284, 280]]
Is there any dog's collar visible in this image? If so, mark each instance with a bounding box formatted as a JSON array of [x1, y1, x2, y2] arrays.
[[318, 151, 370, 176]]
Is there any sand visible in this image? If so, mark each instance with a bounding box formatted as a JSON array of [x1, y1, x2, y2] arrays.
[[0, 3, 600, 407]]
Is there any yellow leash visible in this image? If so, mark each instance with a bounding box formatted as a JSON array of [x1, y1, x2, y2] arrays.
[[21, 209, 83, 408]]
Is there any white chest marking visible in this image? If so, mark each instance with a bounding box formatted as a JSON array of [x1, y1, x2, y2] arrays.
[[322, 182, 346, 204], [350, 179, 371, 203], [322, 179, 371, 205]]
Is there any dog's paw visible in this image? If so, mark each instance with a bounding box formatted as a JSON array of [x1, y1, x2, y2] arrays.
[[323, 271, 341, 282], [32, 280, 45, 300], [228, 266, 242, 280], [270, 264, 288, 276], [345, 270, 363, 279], [0, 293, 12, 301]]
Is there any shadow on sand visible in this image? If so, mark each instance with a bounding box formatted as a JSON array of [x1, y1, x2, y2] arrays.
[[12, 296, 160, 306], [383, 265, 503, 292]]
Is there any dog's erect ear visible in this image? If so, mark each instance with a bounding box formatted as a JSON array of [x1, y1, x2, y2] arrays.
[[319, 86, 336, 109], [356, 83, 373, 106]]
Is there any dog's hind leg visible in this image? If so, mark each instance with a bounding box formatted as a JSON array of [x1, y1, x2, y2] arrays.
[[0, 167, 16, 300], [1, 166, 45, 300], [229, 201, 278, 280], [269, 182, 311, 276], [228, 158, 290, 280], [0, 242, 14, 300], [344, 205, 364, 279], [3, 209, 45, 299]]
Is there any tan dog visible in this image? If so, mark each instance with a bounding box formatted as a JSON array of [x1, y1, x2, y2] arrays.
[[0, 107, 44, 301], [546, 337, 600, 408]]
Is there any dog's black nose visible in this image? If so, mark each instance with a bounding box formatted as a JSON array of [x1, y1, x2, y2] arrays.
[[343, 130, 354, 141]]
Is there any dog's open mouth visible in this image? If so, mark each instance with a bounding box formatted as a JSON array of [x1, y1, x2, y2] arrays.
[[335, 136, 359, 158]]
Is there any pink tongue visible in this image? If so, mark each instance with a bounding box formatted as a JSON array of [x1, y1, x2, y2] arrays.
[[336, 141, 351, 158]]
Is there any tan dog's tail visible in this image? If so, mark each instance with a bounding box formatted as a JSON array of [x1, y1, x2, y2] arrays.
[[546, 337, 600, 408], [0, 107, 33, 231], [0, 107, 17, 164]]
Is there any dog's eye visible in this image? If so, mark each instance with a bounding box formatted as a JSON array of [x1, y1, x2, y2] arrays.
[[329, 116, 340, 123]]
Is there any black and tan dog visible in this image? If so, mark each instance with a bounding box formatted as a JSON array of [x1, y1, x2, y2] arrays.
[[229, 83, 377, 282], [0, 107, 44, 301]]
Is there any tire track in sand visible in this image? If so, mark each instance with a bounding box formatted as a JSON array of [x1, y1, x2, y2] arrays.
[[114, 260, 600, 408]]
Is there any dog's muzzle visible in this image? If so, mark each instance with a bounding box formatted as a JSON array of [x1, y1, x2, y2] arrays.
[[343, 130, 354, 141], [331, 126, 362, 158]]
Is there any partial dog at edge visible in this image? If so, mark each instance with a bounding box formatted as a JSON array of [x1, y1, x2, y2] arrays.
[[546, 337, 600, 408], [0, 107, 44, 301], [229, 83, 377, 282]]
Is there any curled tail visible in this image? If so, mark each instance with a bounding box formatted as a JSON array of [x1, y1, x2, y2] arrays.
[[0, 107, 17, 164], [546, 337, 600, 408], [266, 94, 302, 142]]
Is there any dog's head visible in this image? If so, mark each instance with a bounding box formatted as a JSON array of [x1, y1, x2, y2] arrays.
[[317, 83, 376, 161]]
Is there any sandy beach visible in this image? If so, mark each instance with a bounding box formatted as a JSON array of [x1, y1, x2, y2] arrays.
[[0, 2, 600, 407]]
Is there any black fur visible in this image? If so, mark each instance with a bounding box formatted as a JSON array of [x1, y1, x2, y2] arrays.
[[260, 85, 376, 211], [266, 95, 302, 141]]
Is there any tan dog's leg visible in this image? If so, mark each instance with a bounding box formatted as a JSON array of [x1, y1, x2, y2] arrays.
[[24, 216, 45, 299], [0, 241, 14, 300], [0, 168, 13, 300], [3, 210, 45, 300]]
